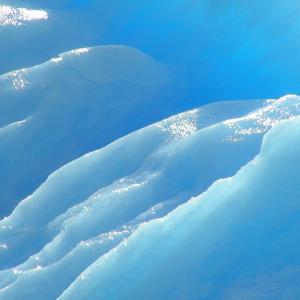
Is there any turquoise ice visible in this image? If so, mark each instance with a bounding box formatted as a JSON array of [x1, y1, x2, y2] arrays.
[[1, 1, 300, 299]]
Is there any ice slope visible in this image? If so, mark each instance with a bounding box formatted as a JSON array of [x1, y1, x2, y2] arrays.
[[2, 1, 300, 299], [59, 113, 300, 300], [1, 95, 300, 299], [0, 45, 184, 218], [2, 1, 300, 99]]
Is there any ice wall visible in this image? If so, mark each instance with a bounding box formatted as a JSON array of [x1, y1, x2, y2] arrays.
[[59, 113, 300, 300], [1, 95, 300, 299], [2, 1, 300, 299]]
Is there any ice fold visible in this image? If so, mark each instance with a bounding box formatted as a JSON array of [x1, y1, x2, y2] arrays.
[[1, 95, 300, 299], [0, 45, 176, 218], [59, 108, 300, 300]]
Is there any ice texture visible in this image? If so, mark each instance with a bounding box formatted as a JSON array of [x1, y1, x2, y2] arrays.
[[1, 93, 300, 299], [2, 1, 300, 299], [0, 45, 181, 218], [1, 1, 300, 100]]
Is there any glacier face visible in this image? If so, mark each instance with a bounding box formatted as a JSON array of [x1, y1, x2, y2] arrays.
[[1, 93, 300, 299], [2, 1, 300, 299]]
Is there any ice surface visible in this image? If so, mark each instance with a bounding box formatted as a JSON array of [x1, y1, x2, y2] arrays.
[[59, 114, 300, 300], [1, 1, 300, 99], [0, 45, 180, 218], [1, 94, 300, 299], [2, 1, 300, 299]]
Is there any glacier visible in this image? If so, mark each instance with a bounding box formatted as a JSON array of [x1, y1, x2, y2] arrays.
[[2, 1, 300, 99], [1, 92, 300, 299], [0, 45, 184, 218], [2, 1, 300, 299]]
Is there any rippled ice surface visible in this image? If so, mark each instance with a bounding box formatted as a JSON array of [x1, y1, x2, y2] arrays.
[[2, 1, 300, 300], [1, 90, 300, 299]]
